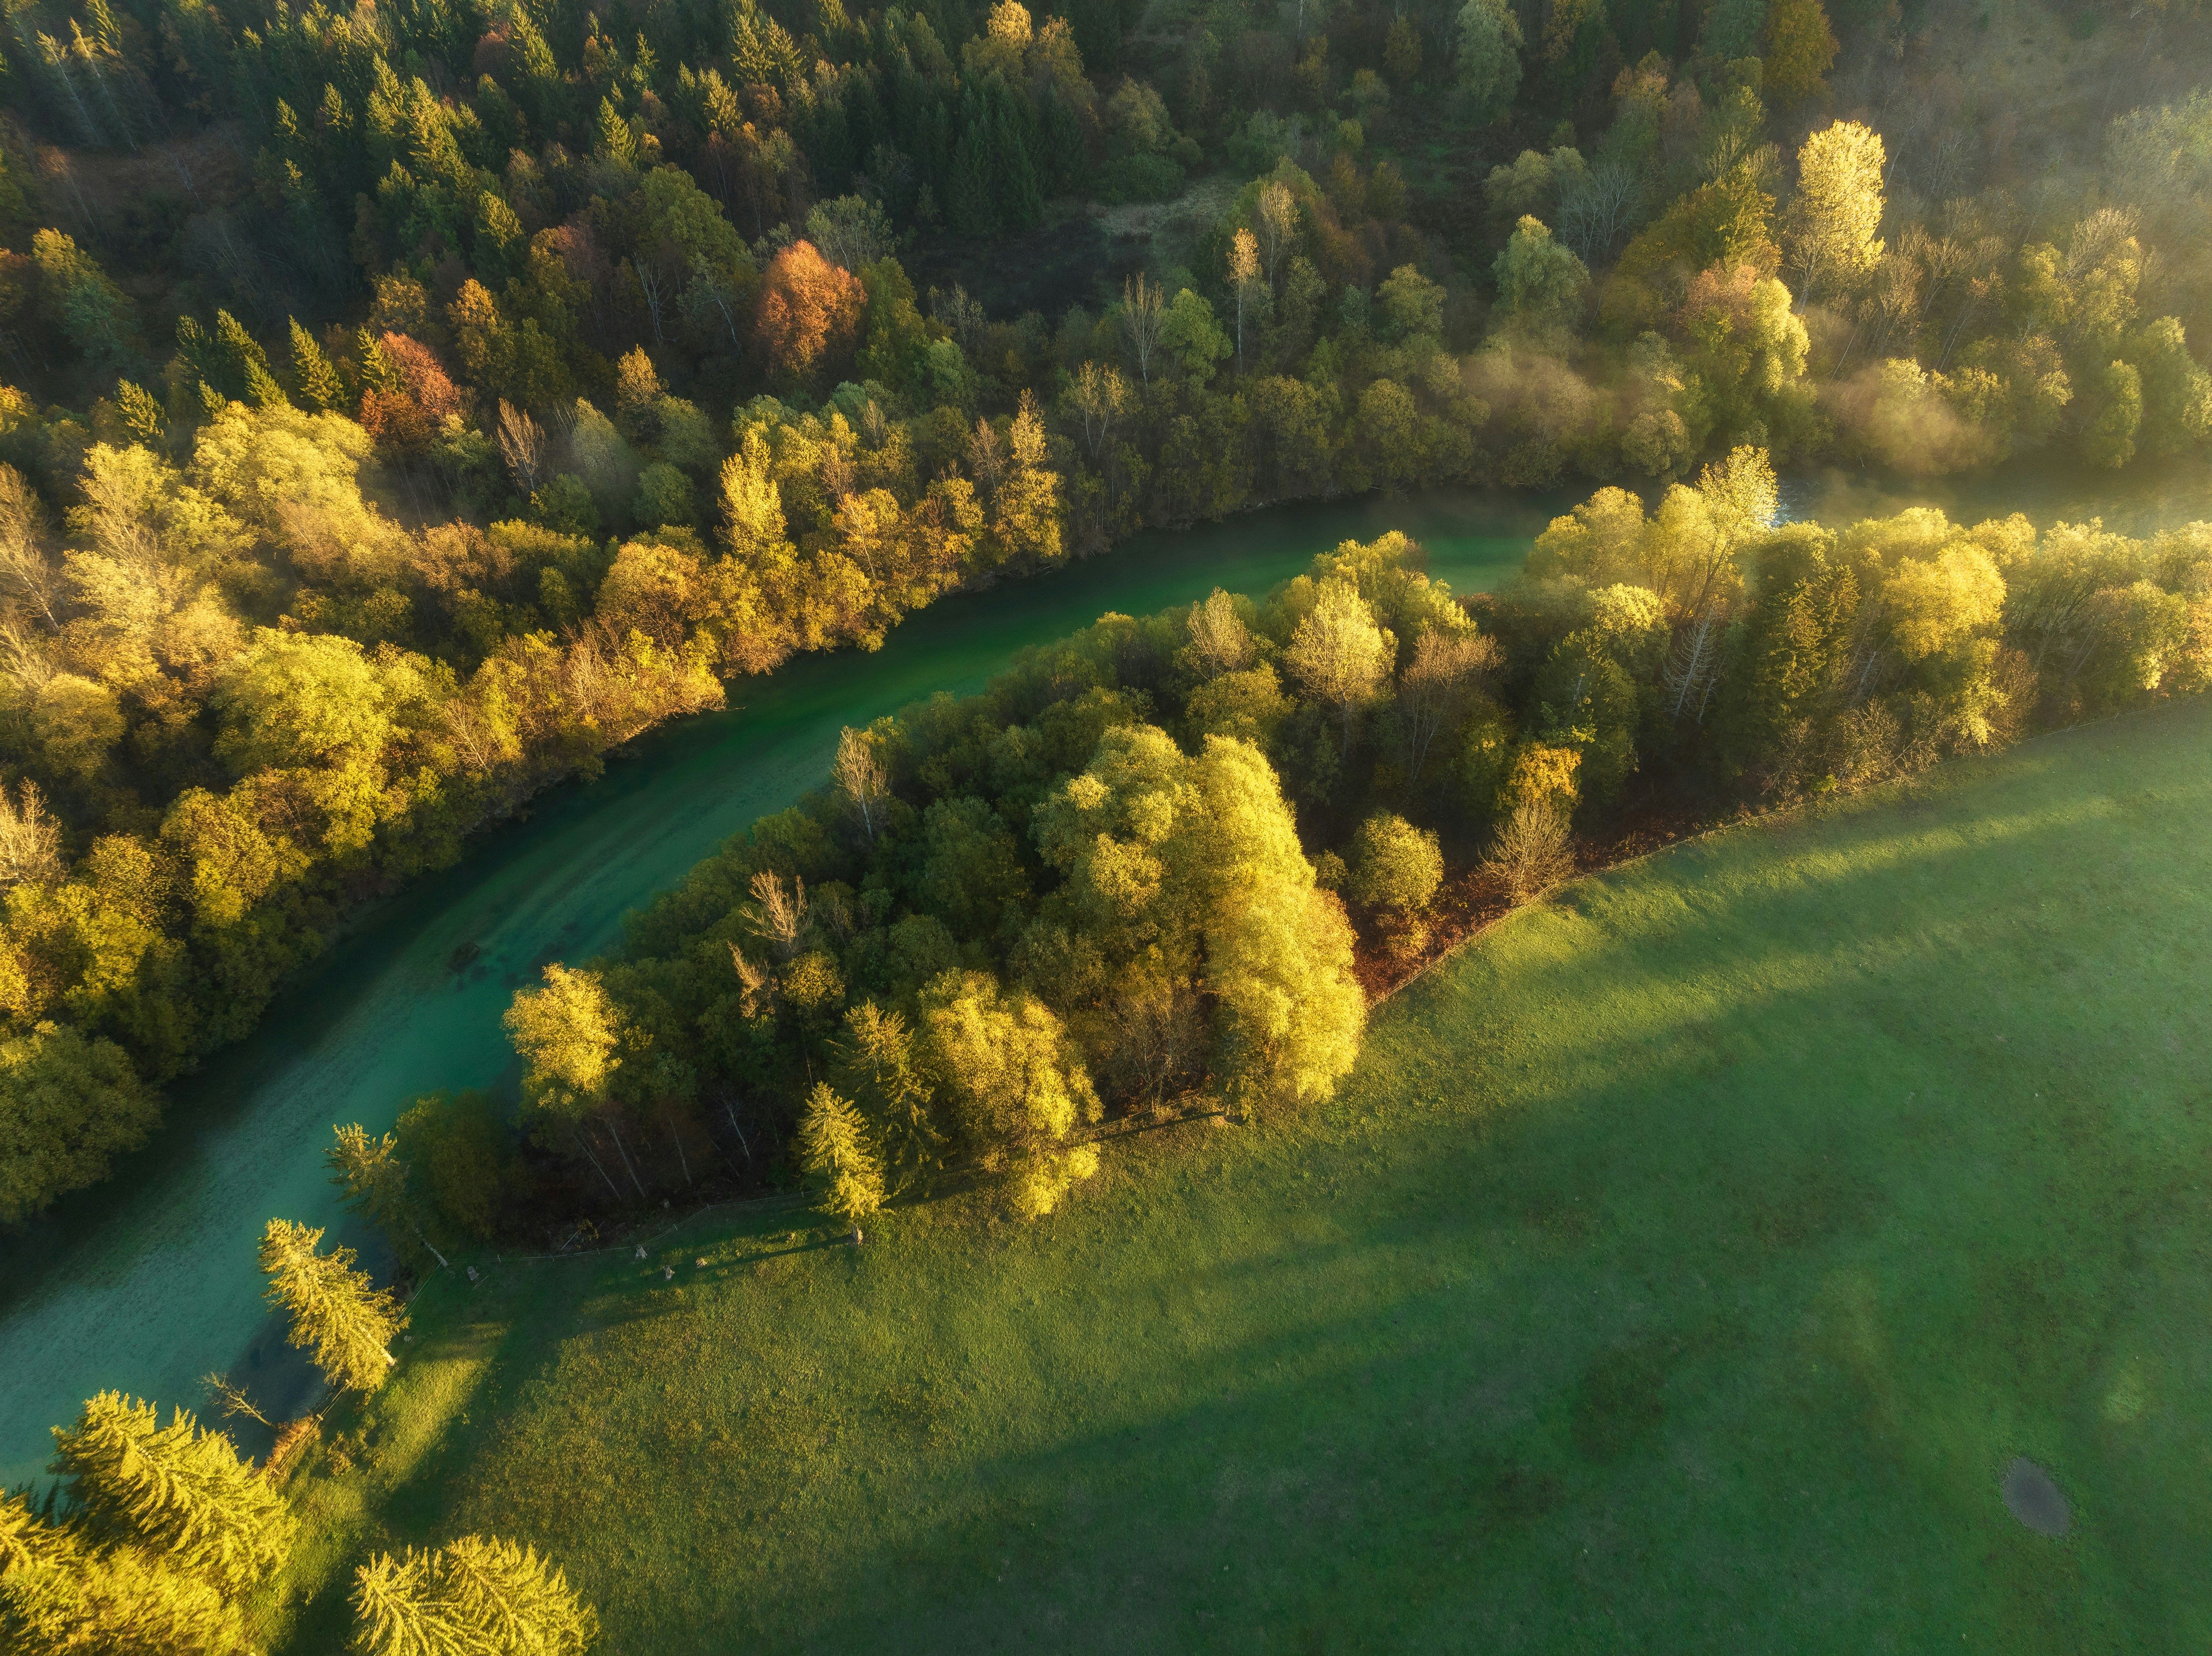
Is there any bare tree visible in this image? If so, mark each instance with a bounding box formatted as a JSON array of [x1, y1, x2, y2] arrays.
[[1119, 273, 1165, 390], [931, 284, 988, 359], [496, 401, 548, 494], [1186, 588, 1254, 677], [1557, 162, 1636, 263], [804, 194, 894, 271], [1229, 227, 1260, 375], [1398, 630, 1498, 780], [743, 869, 808, 959], [1255, 180, 1299, 287], [1480, 801, 1575, 904], [0, 466, 62, 630], [1069, 361, 1127, 461], [967, 416, 1005, 498], [0, 616, 53, 700], [0, 779, 64, 889], [727, 943, 776, 1018], [832, 726, 888, 841]]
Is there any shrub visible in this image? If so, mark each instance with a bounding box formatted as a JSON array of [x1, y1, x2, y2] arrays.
[[1098, 153, 1185, 204], [1346, 812, 1443, 913]]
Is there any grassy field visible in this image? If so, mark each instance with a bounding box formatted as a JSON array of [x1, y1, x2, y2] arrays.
[[262, 697, 2212, 1653]]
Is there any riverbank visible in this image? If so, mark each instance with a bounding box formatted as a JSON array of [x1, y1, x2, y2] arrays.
[[0, 486, 1551, 1490], [254, 690, 2212, 1652]]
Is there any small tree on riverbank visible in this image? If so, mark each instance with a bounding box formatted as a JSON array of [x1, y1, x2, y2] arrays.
[[258, 1220, 407, 1394], [327, 1124, 451, 1271]]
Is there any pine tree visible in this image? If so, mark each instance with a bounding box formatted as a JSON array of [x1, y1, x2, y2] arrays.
[[350, 1535, 599, 1656], [833, 1002, 944, 1187], [797, 1082, 884, 1222], [328, 1123, 450, 1270], [594, 96, 636, 168], [357, 327, 403, 395], [258, 1219, 407, 1394], [348, 1549, 473, 1656], [443, 1535, 599, 1653], [215, 311, 288, 409], [114, 377, 165, 441], [50, 1391, 293, 1594], [1, 1489, 246, 1656], [290, 318, 345, 410]]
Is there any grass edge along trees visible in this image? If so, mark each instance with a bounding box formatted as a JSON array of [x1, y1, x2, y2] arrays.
[[305, 453, 2212, 1258], [263, 690, 2212, 1653]]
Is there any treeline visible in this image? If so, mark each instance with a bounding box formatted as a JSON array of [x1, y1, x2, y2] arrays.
[[325, 462, 2208, 1244]]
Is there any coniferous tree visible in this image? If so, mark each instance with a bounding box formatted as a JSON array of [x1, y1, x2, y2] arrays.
[[797, 1081, 886, 1222], [258, 1219, 407, 1394], [350, 1535, 598, 1656], [49, 1392, 293, 1595], [328, 1123, 451, 1270], [290, 318, 345, 410], [215, 311, 288, 409], [1, 1488, 247, 1656]]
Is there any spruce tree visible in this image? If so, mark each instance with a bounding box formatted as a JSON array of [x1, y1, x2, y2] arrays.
[[258, 1219, 408, 1394], [442, 1535, 599, 1653], [328, 1123, 450, 1270], [215, 311, 289, 409], [1, 1489, 246, 1656], [290, 318, 346, 410], [797, 1082, 885, 1222], [114, 377, 166, 441], [49, 1392, 293, 1594], [351, 1535, 599, 1656], [348, 1549, 472, 1656]]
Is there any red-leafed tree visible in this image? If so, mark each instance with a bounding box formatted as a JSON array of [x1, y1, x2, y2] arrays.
[[360, 331, 464, 450], [755, 240, 864, 386]]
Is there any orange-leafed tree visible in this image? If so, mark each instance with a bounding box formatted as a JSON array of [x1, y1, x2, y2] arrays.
[[360, 331, 463, 450], [756, 240, 865, 386]]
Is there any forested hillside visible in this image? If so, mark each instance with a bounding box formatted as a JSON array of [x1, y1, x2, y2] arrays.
[[0, 0, 2210, 1230]]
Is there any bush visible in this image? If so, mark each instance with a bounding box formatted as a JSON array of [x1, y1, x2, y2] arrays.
[[1346, 812, 1444, 913], [1098, 153, 1185, 204]]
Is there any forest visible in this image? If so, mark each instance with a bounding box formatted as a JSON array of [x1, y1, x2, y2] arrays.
[[4, 0, 2212, 1643], [384, 470, 2199, 1238], [1, 0, 2209, 1230]]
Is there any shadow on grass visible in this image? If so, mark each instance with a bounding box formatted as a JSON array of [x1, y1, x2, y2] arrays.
[[266, 701, 2212, 1654]]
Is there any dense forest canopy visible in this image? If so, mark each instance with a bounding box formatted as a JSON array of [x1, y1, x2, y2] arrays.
[[0, 0, 2211, 1230], [382, 489, 2207, 1242]]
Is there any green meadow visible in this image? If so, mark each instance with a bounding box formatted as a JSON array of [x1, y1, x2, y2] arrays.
[[264, 694, 2212, 1653]]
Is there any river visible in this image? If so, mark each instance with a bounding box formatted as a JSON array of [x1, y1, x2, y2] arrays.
[[8, 455, 2206, 1487], [0, 488, 1553, 1487]]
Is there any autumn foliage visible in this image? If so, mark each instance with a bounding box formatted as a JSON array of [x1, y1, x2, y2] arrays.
[[755, 240, 864, 385], [359, 331, 464, 449]]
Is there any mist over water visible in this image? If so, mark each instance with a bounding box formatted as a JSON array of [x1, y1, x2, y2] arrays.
[[0, 488, 1546, 1487]]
